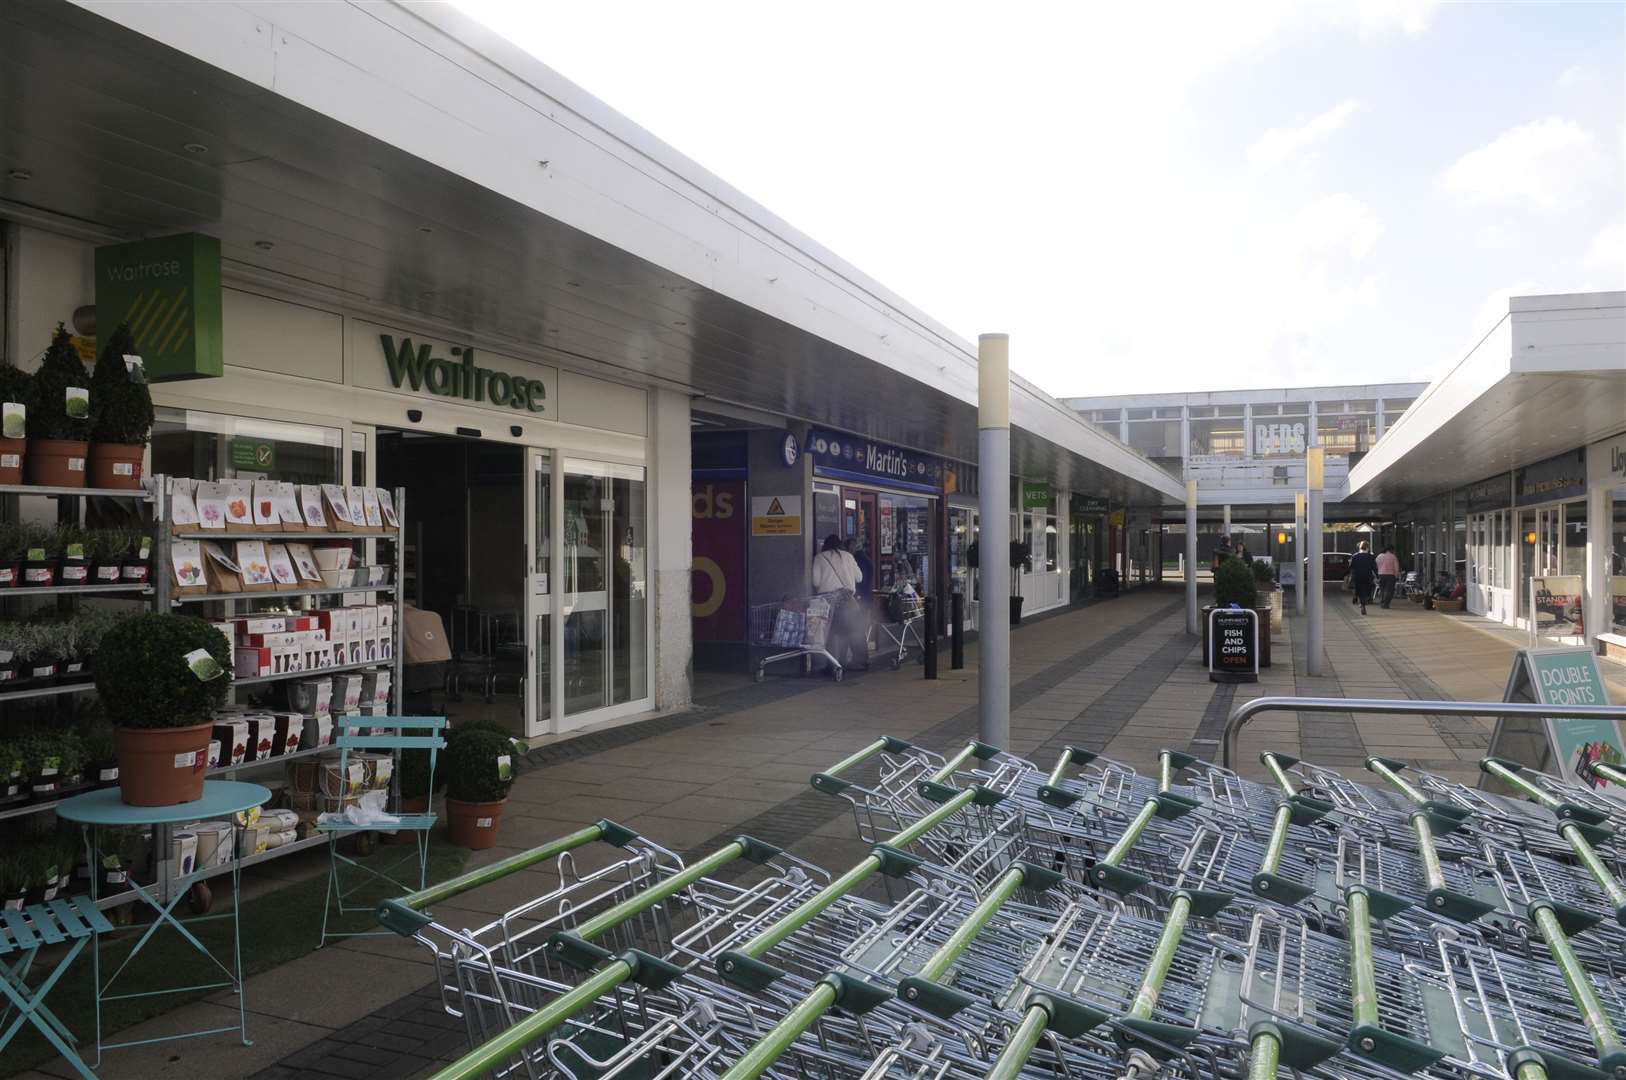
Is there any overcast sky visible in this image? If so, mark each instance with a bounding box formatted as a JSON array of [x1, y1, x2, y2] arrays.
[[450, 0, 1624, 398]]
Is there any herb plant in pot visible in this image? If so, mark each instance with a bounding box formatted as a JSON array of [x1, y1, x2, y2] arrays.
[[56, 523, 91, 586], [26, 324, 93, 488], [0, 361, 33, 485], [0, 522, 26, 588], [443, 728, 516, 850], [0, 855, 25, 910], [88, 324, 154, 490], [93, 613, 231, 806], [19, 522, 57, 587]]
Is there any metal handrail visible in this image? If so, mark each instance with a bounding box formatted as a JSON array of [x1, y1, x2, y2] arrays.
[[1220, 696, 1626, 768]]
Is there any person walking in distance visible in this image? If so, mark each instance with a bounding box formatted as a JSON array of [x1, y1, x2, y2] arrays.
[[1375, 545, 1400, 609], [813, 534, 865, 670], [1349, 540, 1378, 616]]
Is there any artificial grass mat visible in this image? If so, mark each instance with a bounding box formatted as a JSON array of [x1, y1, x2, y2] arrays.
[[0, 835, 469, 1077]]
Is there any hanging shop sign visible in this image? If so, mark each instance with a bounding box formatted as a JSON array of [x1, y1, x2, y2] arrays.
[[1586, 432, 1626, 491], [1021, 482, 1052, 509], [1072, 496, 1108, 515], [1488, 647, 1625, 801], [807, 428, 942, 495], [94, 232, 224, 381], [1462, 472, 1511, 513], [750, 495, 803, 536], [1208, 607, 1258, 683], [1514, 449, 1585, 506]]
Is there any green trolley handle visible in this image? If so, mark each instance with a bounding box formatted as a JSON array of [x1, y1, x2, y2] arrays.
[[376, 819, 638, 935], [1089, 750, 1199, 896], [426, 831, 783, 1080], [716, 782, 1003, 991], [1365, 759, 1493, 922], [1588, 760, 1626, 790], [809, 736, 919, 795], [1482, 758, 1626, 926], [1527, 901, 1626, 1079]]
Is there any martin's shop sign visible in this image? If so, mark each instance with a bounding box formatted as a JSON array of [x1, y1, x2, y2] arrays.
[[807, 428, 942, 495], [95, 232, 224, 381]]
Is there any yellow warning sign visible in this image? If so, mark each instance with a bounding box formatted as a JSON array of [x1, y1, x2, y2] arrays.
[[750, 495, 803, 537]]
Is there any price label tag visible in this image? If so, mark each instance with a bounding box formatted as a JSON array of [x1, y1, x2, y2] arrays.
[[184, 648, 225, 682]]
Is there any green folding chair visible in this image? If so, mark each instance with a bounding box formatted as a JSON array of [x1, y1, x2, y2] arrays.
[[0, 894, 113, 1079], [318, 715, 446, 947]]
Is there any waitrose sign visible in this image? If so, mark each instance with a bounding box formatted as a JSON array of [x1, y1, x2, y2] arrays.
[[352, 320, 555, 418]]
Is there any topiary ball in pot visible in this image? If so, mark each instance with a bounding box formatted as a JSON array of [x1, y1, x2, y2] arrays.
[[87, 324, 154, 489], [93, 613, 230, 806], [26, 324, 92, 488], [0, 362, 34, 484], [443, 728, 517, 850], [1213, 556, 1259, 611]]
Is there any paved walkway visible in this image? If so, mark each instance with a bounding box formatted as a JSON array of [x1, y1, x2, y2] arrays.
[[24, 584, 1622, 1079]]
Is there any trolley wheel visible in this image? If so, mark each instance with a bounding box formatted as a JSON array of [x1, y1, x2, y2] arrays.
[[890, 655, 901, 670], [832, 666, 844, 683], [753, 667, 766, 683], [188, 882, 213, 916]]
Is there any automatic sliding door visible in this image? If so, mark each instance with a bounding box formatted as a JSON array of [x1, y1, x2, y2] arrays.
[[562, 459, 647, 719], [525, 451, 552, 738]]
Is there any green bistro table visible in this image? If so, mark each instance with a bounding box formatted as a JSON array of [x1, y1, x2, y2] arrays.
[[56, 781, 271, 1067]]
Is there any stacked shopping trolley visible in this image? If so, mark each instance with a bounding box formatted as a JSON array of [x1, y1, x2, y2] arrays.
[[375, 734, 1626, 1080]]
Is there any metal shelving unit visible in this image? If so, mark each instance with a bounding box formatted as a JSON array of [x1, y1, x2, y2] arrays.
[[0, 680, 98, 704], [172, 584, 397, 605], [232, 658, 391, 688], [0, 583, 152, 597]]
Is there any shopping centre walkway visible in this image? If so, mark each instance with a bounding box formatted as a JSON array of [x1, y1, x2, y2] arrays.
[[22, 584, 1623, 1080]]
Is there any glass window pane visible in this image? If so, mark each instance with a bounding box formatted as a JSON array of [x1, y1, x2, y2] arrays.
[[562, 459, 646, 715], [152, 407, 342, 485]]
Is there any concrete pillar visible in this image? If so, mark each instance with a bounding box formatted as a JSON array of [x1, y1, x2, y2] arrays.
[[1185, 481, 1199, 635], [1307, 448, 1325, 676], [1223, 504, 1232, 540], [649, 388, 694, 712], [977, 334, 1011, 750], [1585, 483, 1609, 650], [1294, 491, 1306, 615]]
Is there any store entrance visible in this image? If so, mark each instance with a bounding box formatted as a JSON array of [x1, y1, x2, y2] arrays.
[[377, 430, 526, 735]]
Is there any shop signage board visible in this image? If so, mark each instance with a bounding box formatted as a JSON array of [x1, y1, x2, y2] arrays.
[[691, 480, 747, 641], [1514, 449, 1586, 506], [348, 319, 557, 420], [750, 495, 802, 536], [1527, 575, 1583, 646], [1072, 496, 1108, 515], [1463, 472, 1511, 512], [1252, 421, 1306, 456], [94, 232, 223, 381], [1208, 607, 1258, 683], [806, 428, 942, 495], [1487, 647, 1625, 802], [1021, 482, 1052, 509], [229, 438, 276, 472]]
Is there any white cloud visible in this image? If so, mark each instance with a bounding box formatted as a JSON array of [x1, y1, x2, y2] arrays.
[[1475, 223, 1514, 249], [1584, 221, 1625, 275], [1248, 100, 1362, 171], [1351, 0, 1440, 35], [1558, 64, 1597, 87], [1442, 118, 1599, 207]]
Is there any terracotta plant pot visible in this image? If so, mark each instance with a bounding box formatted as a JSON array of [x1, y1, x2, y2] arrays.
[[88, 442, 145, 490], [0, 437, 24, 485], [114, 721, 213, 806], [27, 439, 89, 488], [446, 797, 506, 850]]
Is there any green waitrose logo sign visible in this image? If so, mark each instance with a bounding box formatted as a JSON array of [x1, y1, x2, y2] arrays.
[[380, 335, 548, 413], [95, 232, 223, 381]]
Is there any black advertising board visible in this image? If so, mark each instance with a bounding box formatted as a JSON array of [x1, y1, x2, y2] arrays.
[[1208, 607, 1258, 683]]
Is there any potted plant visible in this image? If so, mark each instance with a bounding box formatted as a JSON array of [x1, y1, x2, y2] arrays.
[[0, 854, 25, 910], [0, 522, 26, 588], [0, 743, 24, 803], [1247, 558, 1276, 668], [0, 362, 33, 485], [17, 726, 75, 800], [88, 324, 154, 490], [1203, 555, 1260, 666], [1009, 539, 1031, 626], [85, 528, 128, 584], [93, 613, 231, 806], [73, 607, 122, 676], [19, 522, 58, 588], [443, 728, 517, 850], [56, 523, 91, 586], [0, 623, 23, 686], [20, 621, 67, 686], [26, 324, 93, 488], [80, 714, 119, 788], [122, 529, 151, 585]]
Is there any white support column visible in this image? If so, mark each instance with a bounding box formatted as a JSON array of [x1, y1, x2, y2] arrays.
[[1243, 403, 1253, 461], [1585, 483, 1609, 650], [1307, 448, 1325, 676], [977, 334, 1011, 750], [1294, 491, 1306, 615], [1186, 481, 1199, 636]]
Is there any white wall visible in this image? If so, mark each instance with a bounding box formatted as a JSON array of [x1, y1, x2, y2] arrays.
[[5, 225, 94, 369], [649, 387, 692, 711]]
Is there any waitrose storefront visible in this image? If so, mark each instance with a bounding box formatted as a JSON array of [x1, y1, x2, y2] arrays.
[[9, 223, 690, 741]]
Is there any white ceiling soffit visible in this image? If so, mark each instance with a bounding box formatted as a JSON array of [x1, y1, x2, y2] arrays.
[[18, 0, 1178, 504], [1347, 292, 1626, 504]]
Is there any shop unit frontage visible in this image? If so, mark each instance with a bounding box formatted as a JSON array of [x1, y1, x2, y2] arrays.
[[6, 223, 690, 742]]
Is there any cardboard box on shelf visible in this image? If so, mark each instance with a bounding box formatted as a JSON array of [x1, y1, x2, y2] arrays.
[[313, 546, 354, 572], [212, 719, 249, 767], [271, 713, 306, 756], [234, 615, 288, 638], [332, 672, 363, 712], [243, 714, 276, 761], [288, 678, 333, 717], [235, 647, 271, 679], [362, 669, 391, 708], [301, 714, 335, 749]]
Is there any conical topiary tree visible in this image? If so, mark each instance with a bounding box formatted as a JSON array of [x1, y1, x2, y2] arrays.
[[89, 324, 154, 447], [26, 325, 91, 442]]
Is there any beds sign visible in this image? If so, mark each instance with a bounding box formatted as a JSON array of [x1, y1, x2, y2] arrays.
[[1486, 647, 1625, 802], [1208, 607, 1258, 683]]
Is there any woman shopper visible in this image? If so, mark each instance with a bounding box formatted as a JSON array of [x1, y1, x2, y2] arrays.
[[813, 534, 866, 670]]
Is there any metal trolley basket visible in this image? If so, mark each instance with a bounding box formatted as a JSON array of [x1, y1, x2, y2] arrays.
[[748, 591, 849, 683]]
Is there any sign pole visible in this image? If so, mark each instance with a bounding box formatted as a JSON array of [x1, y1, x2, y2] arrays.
[[977, 334, 1011, 750], [1185, 480, 1198, 635], [1306, 448, 1325, 676], [1294, 491, 1305, 616]]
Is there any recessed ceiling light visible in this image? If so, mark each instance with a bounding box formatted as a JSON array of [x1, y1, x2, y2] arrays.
[[418, 225, 433, 234], [183, 142, 209, 154], [6, 168, 30, 181], [674, 320, 687, 327], [254, 239, 274, 250]]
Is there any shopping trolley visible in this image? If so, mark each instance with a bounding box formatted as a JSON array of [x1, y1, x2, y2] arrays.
[[748, 591, 849, 683], [876, 587, 927, 669]]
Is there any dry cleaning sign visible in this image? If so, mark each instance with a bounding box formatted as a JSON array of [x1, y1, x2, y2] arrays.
[[751, 496, 802, 536]]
